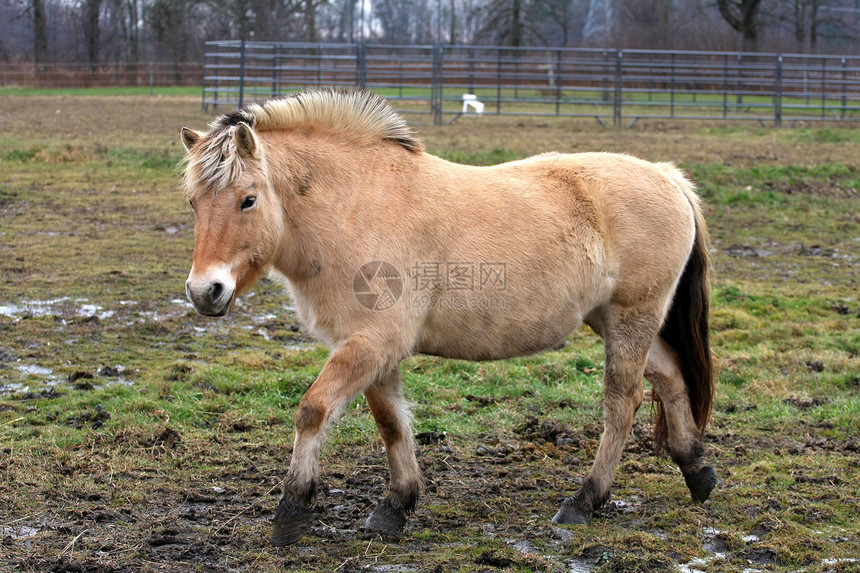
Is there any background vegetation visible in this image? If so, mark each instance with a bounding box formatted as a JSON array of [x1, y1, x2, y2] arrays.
[[2, 0, 859, 69]]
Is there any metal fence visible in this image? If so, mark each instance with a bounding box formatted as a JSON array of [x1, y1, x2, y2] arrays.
[[202, 41, 860, 127], [0, 62, 203, 89]]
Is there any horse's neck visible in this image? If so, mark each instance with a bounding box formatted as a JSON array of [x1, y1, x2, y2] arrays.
[[267, 136, 411, 281]]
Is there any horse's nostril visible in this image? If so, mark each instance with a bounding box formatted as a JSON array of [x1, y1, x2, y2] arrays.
[[210, 281, 224, 304]]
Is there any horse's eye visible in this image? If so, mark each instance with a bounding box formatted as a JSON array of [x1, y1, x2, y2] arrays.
[[189, 199, 194, 211], [241, 195, 257, 211]]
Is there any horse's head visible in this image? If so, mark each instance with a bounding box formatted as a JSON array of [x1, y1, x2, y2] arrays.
[[180, 122, 284, 317]]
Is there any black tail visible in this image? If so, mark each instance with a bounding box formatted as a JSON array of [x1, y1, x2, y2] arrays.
[[653, 196, 714, 452]]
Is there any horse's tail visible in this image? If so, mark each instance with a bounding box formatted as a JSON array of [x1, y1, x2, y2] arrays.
[[653, 166, 715, 453]]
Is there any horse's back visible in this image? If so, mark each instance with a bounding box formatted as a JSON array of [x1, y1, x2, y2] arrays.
[[411, 152, 698, 360]]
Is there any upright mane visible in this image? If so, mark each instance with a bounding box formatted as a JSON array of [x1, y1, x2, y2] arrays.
[[183, 89, 424, 195]]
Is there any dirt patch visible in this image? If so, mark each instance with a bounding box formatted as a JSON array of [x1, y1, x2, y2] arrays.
[[778, 179, 858, 199]]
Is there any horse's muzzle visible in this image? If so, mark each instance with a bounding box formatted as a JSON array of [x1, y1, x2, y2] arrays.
[[186, 265, 235, 317]]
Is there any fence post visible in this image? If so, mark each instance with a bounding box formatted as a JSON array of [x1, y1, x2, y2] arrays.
[[238, 39, 246, 108], [355, 41, 367, 88], [841, 57, 848, 119], [496, 48, 502, 114], [431, 42, 444, 125], [469, 47, 476, 94], [602, 50, 611, 103], [555, 49, 562, 116], [774, 54, 783, 127], [722, 54, 728, 118], [736, 53, 743, 106], [670, 52, 676, 118], [820, 56, 827, 119], [514, 50, 520, 99], [201, 54, 207, 110], [212, 52, 220, 110], [613, 50, 622, 128], [272, 44, 279, 98]]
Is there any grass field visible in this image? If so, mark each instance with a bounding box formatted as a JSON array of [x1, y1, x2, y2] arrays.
[[0, 93, 858, 573]]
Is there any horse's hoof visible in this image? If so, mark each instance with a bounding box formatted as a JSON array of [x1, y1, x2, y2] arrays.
[[271, 496, 314, 546], [551, 497, 591, 525], [685, 465, 717, 503], [364, 496, 407, 535]]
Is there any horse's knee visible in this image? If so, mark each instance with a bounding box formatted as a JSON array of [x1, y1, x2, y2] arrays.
[[295, 402, 325, 434]]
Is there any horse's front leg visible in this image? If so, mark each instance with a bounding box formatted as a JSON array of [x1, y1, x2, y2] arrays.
[[363, 369, 422, 534], [272, 334, 392, 546]]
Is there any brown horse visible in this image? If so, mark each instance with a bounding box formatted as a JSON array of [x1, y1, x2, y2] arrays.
[[180, 89, 716, 546]]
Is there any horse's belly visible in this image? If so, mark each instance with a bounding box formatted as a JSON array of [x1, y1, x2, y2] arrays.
[[412, 250, 611, 361], [414, 303, 585, 361]]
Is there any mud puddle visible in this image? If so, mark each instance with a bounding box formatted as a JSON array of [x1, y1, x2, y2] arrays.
[[0, 297, 114, 320]]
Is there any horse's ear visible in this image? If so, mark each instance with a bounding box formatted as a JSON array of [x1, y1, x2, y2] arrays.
[[234, 122, 260, 160], [181, 127, 203, 152]]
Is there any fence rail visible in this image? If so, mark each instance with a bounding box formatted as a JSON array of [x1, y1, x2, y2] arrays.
[[0, 62, 203, 89], [203, 41, 860, 127]]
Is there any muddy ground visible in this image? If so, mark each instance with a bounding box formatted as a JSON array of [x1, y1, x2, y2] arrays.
[[1, 94, 859, 572]]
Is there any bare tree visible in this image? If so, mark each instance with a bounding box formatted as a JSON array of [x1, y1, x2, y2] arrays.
[[374, 0, 433, 44], [449, 0, 457, 43], [620, 0, 676, 48], [147, 0, 190, 67], [481, 0, 525, 45], [805, 0, 823, 52], [33, 0, 48, 63], [121, 0, 140, 64], [539, 0, 578, 46], [304, 0, 325, 42], [716, 0, 764, 51], [83, 0, 103, 67], [332, 0, 358, 41]]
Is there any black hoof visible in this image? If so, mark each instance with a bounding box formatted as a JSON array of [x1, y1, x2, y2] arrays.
[[364, 496, 407, 534], [552, 479, 608, 525], [685, 465, 717, 503], [271, 496, 314, 546], [551, 496, 592, 525]]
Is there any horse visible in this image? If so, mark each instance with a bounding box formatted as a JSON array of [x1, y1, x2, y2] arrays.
[[179, 88, 716, 546]]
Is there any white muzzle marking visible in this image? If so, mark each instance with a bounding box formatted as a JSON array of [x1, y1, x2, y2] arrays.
[[185, 262, 236, 317]]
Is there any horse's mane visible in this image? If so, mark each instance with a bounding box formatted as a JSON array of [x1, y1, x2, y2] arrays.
[[183, 89, 423, 195]]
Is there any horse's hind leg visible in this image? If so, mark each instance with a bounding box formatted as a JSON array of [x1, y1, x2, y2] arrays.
[[553, 306, 652, 524], [645, 337, 717, 502], [363, 369, 423, 534]]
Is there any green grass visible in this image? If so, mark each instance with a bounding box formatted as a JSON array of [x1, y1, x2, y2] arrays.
[[1, 95, 858, 572], [433, 146, 524, 165]]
